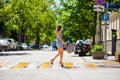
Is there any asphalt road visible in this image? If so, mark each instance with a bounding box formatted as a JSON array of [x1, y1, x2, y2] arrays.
[[0, 49, 120, 80]]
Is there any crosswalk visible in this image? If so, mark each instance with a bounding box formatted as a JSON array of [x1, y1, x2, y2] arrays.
[[0, 60, 119, 70], [0, 61, 99, 70]]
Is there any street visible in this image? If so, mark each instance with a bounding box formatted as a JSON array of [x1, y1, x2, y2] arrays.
[[0, 49, 120, 80]]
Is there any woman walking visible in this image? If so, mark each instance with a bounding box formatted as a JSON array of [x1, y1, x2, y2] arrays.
[[50, 25, 65, 67]]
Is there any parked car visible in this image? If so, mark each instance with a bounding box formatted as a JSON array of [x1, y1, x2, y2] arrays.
[[74, 40, 87, 56], [40, 44, 49, 49], [27, 45, 35, 50], [16, 42, 21, 50], [51, 41, 57, 51], [5, 38, 17, 51], [16, 42, 28, 50], [82, 40, 92, 52], [0, 43, 1, 51], [74, 40, 92, 56], [21, 43, 28, 50], [0, 39, 10, 51]]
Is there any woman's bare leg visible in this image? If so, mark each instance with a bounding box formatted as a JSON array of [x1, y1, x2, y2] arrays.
[[51, 53, 59, 61], [51, 48, 60, 63], [59, 48, 64, 65]]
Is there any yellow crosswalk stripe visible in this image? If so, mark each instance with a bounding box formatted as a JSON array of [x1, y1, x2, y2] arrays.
[[63, 62, 73, 69], [86, 63, 98, 68], [39, 62, 51, 69], [0, 62, 5, 67], [12, 62, 29, 69]]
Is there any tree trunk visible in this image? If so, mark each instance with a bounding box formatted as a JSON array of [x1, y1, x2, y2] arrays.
[[0, 23, 6, 38], [93, 12, 97, 46], [19, 28, 26, 43], [35, 30, 40, 48]]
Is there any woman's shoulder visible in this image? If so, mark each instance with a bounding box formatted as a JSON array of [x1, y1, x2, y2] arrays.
[[56, 31, 60, 34]]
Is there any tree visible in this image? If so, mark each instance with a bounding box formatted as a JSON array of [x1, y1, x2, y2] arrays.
[[57, 0, 95, 42], [2, 0, 57, 48], [0, 0, 8, 38]]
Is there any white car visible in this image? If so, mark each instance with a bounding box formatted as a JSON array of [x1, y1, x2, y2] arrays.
[[5, 38, 17, 50], [0, 39, 10, 51]]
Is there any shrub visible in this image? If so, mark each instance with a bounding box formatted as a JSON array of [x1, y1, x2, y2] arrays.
[[93, 45, 104, 51]]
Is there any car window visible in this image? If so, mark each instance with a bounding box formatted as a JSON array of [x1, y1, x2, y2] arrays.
[[76, 40, 83, 44], [76, 40, 90, 44], [83, 40, 90, 44]]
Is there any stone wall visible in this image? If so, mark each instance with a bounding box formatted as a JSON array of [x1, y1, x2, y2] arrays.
[[103, 39, 120, 53]]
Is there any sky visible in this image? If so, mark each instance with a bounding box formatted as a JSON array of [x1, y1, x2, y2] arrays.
[[54, 0, 60, 5]]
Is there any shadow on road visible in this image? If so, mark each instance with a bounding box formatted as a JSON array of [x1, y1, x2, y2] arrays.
[[0, 52, 29, 56]]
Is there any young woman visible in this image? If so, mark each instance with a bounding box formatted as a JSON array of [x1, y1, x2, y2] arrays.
[[50, 25, 65, 67]]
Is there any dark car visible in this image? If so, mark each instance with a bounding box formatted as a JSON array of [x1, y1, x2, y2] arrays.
[[51, 41, 57, 51], [74, 40, 92, 56], [82, 40, 92, 52], [27, 45, 35, 50]]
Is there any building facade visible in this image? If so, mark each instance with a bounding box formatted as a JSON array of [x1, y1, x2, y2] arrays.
[[102, 10, 120, 53]]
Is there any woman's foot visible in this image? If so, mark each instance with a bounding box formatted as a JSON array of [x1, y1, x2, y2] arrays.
[[50, 59, 54, 65], [59, 61, 64, 67]]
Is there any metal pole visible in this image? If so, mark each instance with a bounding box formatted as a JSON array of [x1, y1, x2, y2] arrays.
[[96, 11, 100, 45], [104, 1, 109, 52]]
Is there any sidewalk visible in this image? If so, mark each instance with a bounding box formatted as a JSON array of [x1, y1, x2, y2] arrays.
[[82, 55, 120, 68]]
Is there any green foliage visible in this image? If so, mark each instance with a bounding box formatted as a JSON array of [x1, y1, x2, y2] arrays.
[[93, 45, 104, 51], [1, 0, 57, 46], [1, 0, 120, 46], [58, 0, 96, 42]]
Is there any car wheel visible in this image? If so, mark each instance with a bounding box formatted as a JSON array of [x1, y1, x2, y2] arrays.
[[74, 51, 78, 54], [78, 53, 82, 56]]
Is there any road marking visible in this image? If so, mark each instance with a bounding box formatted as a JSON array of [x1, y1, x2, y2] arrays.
[[86, 63, 98, 68], [103, 60, 120, 65], [63, 62, 73, 69], [0, 62, 18, 70], [0, 62, 5, 67], [39, 62, 51, 69], [12, 62, 29, 69]]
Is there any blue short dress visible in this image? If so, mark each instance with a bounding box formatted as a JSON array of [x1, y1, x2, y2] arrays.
[[56, 32, 63, 48]]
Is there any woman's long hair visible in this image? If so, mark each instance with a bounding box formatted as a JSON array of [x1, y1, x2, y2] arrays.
[[56, 25, 62, 32]]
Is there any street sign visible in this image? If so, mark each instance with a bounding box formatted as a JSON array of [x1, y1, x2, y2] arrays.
[[104, 4, 120, 9], [101, 21, 109, 25], [93, 5, 105, 12], [94, 0, 105, 5], [101, 13, 109, 21]]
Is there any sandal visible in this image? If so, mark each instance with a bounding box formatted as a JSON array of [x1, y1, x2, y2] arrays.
[[50, 59, 54, 65], [59, 62, 64, 67]]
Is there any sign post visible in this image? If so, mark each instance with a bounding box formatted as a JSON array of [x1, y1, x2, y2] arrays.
[[93, 0, 105, 45], [104, 1, 109, 52]]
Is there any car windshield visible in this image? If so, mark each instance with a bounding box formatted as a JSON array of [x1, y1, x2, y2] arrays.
[[82, 40, 90, 44], [22, 43, 27, 46], [76, 40, 90, 44], [0, 39, 8, 43]]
